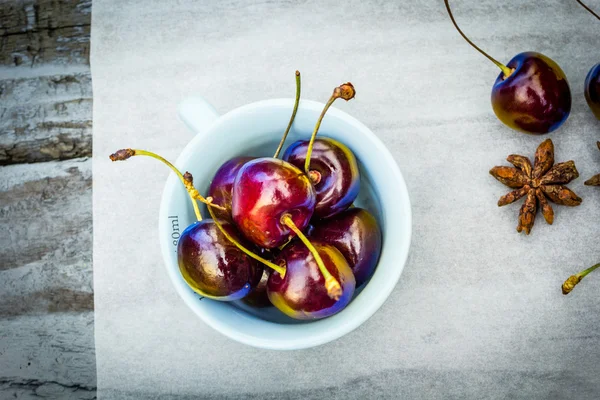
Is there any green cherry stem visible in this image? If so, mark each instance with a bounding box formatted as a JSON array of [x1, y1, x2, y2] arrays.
[[303, 82, 356, 175], [109, 149, 203, 221], [576, 0, 600, 20], [206, 201, 286, 277], [280, 213, 342, 300], [562, 263, 600, 295], [273, 70, 301, 159], [444, 0, 513, 78]]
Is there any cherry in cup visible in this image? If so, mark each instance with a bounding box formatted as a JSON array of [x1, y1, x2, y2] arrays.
[[309, 207, 381, 286], [283, 137, 360, 219], [282, 83, 359, 219], [109, 149, 262, 301], [208, 156, 255, 220], [267, 239, 355, 320], [444, 0, 571, 134]]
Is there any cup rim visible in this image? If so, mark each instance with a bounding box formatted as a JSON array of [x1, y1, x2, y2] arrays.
[[159, 98, 412, 349]]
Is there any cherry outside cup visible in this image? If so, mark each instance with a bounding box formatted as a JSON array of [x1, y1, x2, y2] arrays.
[[158, 95, 412, 350]]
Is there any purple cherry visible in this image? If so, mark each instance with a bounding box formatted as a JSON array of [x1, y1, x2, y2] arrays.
[[231, 158, 316, 249], [208, 156, 255, 220], [491, 52, 571, 134], [310, 207, 381, 286], [283, 137, 360, 219], [109, 148, 262, 301], [178, 220, 263, 301], [585, 63, 600, 120], [267, 240, 355, 320], [445, 1, 571, 134]]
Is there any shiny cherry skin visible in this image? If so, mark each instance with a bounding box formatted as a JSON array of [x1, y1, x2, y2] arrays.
[[208, 156, 255, 220], [267, 240, 355, 320], [491, 52, 571, 134], [231, 158, 316, 248], [309, 207, 381, 286], [585, 63, 600, 120], [283, 137, 360, 219], [177, 219, 262, 301]]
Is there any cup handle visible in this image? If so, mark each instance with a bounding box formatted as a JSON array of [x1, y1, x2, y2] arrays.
[[178, 95, 220, 136]]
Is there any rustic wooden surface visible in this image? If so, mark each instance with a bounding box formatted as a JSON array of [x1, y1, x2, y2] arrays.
[[0, 0, 95, 398]]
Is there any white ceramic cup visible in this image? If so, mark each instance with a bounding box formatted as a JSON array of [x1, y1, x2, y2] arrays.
[[159, 96, 412, 350]]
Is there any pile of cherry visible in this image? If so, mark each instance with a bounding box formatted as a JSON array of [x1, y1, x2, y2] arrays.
[[110, 75, 382, 320]]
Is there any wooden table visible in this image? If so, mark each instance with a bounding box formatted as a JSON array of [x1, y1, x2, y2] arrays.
[[0, 0, 95, 397]]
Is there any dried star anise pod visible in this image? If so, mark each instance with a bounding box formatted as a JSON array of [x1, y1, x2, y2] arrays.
[[490, 139, 582, 235], [584, 142, 600, 187]]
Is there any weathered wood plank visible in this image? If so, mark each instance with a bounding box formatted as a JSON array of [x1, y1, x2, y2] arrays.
[[0, 0, 92, 34], [0, 159, 92, 315], [0, 71, 92, 164], [0, 158, 95, 396], [0, 312, 96, 399], [0, 0, 91, 66]]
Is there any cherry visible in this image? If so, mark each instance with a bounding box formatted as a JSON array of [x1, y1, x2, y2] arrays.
[[309, 207, 381, 286], [230, 71, 318, 249], [283, 137, 360, 219], [231, 157, 316, 248], [585, 63, 600, 119], [576, 1, 600, 120], [178, 219, 263, 300], [208, 156, 255, 220], [267, 239, 355, 320], [109, 149, 262, 301], [445, 0, 571, 134], [282, 81, 357, 218]]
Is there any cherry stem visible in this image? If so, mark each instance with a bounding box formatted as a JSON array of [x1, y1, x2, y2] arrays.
[[280, 214, 342, 300], [562, 263, 600, 295], [444, 0, 513, 78], [576, 0, 600, 20], [274, 71, 301, 159], [206, 202, 286, 277], [304, 92, 339, 174], [109, 149, 203, 221]]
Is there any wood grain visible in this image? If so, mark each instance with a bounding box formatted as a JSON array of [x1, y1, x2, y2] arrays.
[[0, 72, 92, 165], [0, 159, 95, 398], [0, 0, 91, 66], [1, 0, 95, 396], [0, 312, 96, 399]]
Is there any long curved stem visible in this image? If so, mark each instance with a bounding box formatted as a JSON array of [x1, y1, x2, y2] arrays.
[[304, 93, 339, 174], [274, 71, 301, 158], [109, 149, 203, 221], [444, 0, 512, 78], [576, 0, 600, 19], [206, 203, 286, 277], [281, 214, 342, 300], [562, 263, 600, 295]]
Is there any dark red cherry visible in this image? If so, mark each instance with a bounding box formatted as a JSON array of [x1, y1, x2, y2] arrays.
[[491, 52, 571, 134], [282, 137, 360, 219], [585, 63, 600, 120], [208, 156, 255, 220], [178, 219, 262, 301], [309, 208, 381, 286], [444, 2, 571, 134], [267, 240, 355, 320], [231, 158, 316, 248]]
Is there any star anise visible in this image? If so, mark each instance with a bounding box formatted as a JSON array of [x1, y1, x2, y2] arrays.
[[584, 142, 600, 187], [490, 139, 582, 235]]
